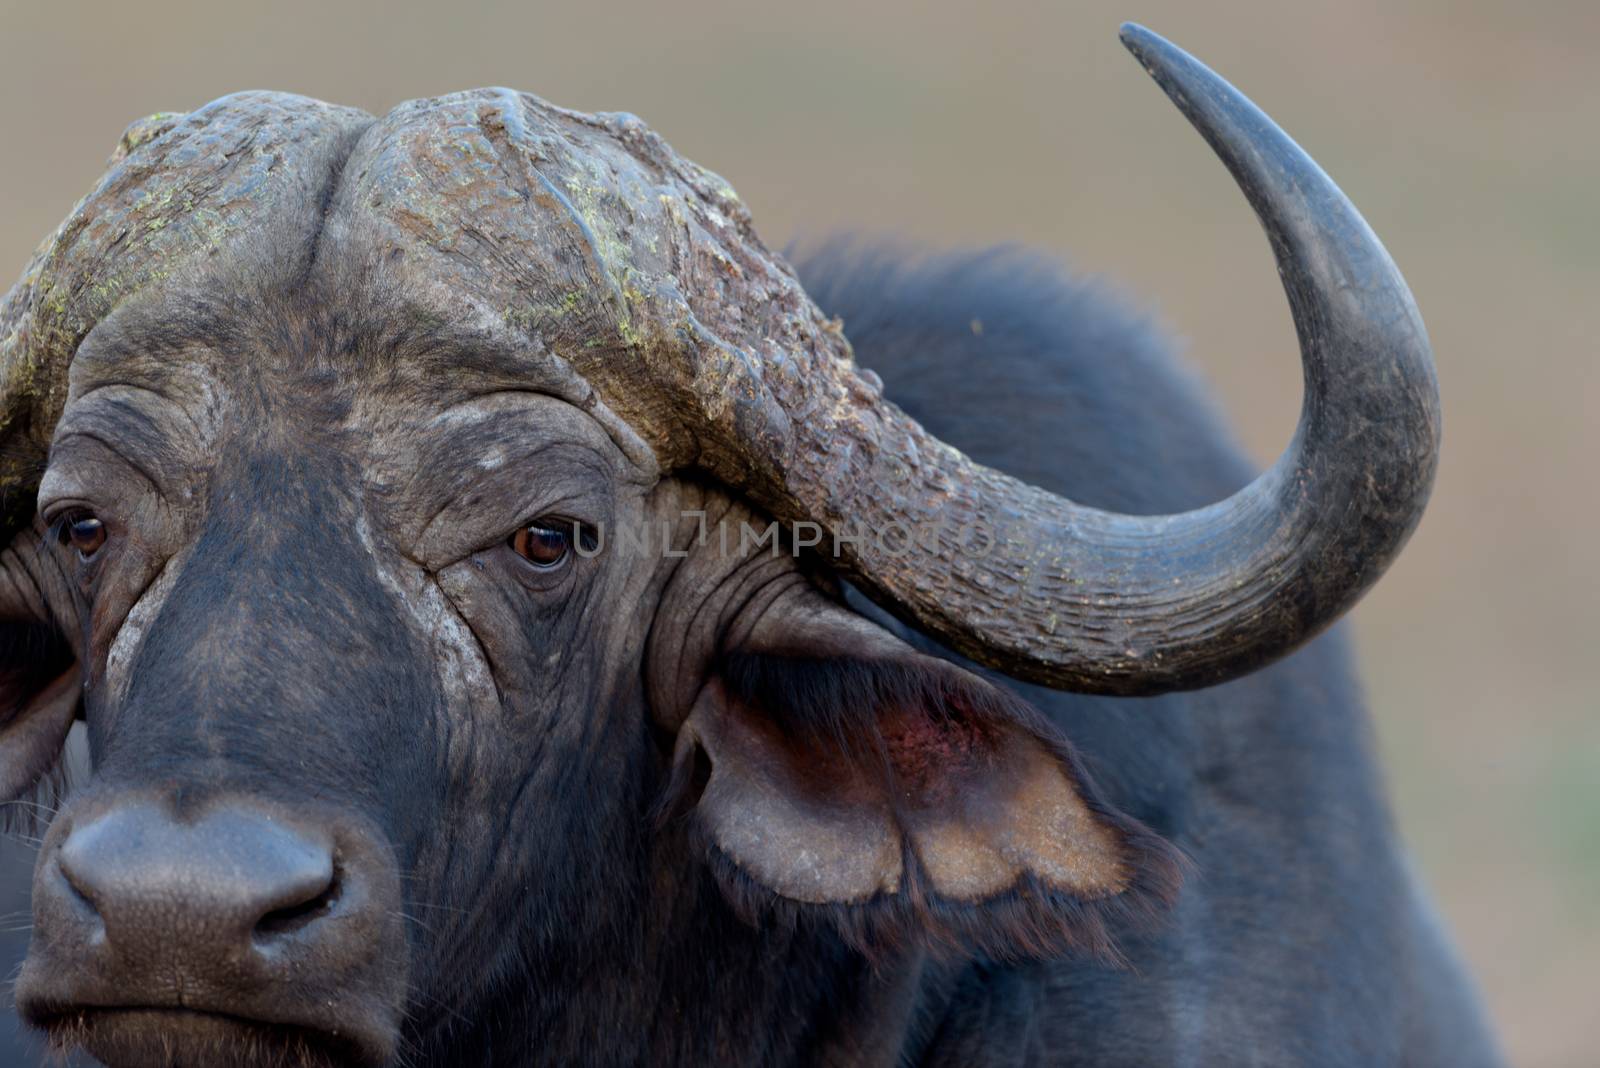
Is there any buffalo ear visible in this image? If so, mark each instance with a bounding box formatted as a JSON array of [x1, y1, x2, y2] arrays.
[[0, 621, 78, 814], [0, 530, 81, 819], [666, 598, 1182, 961]]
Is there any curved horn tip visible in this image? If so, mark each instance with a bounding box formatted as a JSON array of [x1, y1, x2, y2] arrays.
[[1118, 24, 1230, 90], [1117, 21, 1157, 52], [1111, 19, 1436, 423], [1117, 22, 1184, 73], [1115, 23, 1273, 144]]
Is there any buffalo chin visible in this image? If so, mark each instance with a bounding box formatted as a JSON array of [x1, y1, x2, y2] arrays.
[[38, 1007, 391, 1068]]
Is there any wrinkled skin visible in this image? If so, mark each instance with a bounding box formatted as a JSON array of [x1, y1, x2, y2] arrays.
[[24, 274, 661, 1053]]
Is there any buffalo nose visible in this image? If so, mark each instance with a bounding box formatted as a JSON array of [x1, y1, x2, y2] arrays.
[[54, 802, 341, 957], [18, 795, 408, 1066]]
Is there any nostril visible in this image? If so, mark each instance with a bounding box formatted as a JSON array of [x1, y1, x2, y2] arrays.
[[254, 863, 342, 941], [54, 852, 106, 928], [57, 857, 94, 907]]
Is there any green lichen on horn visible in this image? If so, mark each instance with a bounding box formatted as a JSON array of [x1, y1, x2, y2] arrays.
[[109, 112, 185, 165], [0, 93, 373, 543], [331, 88, 859, 486]]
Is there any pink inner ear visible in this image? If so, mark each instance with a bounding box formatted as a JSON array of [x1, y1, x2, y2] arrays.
[[869, 690, 1136, 904], [879, 702, 996, 806]]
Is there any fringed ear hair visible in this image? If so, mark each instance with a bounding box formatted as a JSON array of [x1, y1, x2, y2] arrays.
[[662, 590, 1183, 964]]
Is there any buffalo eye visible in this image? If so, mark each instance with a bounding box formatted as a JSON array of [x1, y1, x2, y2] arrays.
[[509, 522, 572, 569], [60, 513, 107, 560]]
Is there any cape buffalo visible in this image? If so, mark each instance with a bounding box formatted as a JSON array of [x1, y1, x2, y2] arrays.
[[0, 24, 1500, 1068]]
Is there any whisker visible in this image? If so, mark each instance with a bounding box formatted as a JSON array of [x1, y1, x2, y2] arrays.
[[390, 909, 436, 935], [0, 799, 60, 817], [404, 901, 470, 916]]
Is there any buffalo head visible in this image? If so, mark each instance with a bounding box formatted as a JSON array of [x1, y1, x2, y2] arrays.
[[0, 26, 1435, 1067]]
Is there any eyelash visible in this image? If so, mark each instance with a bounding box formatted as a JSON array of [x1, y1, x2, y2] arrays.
[[506, 518, 600, 558], [43, 510, 85, 547]]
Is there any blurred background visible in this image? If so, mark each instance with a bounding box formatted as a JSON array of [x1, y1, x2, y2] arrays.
[[0, 0, 1594, 1063]]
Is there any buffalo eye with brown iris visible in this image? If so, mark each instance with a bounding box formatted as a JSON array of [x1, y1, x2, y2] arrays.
[[61, 513, 107, 559], [510, 522, 572, 569]]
